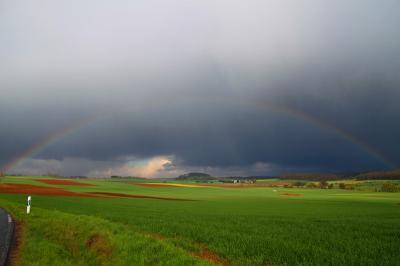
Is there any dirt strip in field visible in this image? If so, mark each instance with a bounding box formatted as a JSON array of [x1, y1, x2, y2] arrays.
[[192, 248, 228, 266], [0, 183, 195, 201], [87, 192, 195, 201], [34, 179, 95, 186], [0, 183, 96, 198], [144, 231, 228, 266]]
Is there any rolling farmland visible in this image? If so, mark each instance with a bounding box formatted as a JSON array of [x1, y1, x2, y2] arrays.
[[1, 176, 400, 265]]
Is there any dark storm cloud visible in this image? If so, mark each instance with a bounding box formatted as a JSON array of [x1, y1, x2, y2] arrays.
[[1, 0, 400, 176]]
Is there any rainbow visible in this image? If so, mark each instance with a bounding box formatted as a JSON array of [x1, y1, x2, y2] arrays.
[[2, 100, 396, 173], [2, 114, 101, 173], [249, 100, 396, 169]]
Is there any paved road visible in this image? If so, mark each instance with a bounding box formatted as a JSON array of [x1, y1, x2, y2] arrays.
[[0, 208, 14, 266]]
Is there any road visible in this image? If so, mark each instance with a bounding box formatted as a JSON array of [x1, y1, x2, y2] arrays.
[[0, 208, 14, 266]]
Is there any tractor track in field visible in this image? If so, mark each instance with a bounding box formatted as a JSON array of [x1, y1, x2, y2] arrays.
[[144, 232, 228, 266]]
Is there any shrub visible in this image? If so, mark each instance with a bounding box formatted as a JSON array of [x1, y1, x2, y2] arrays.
[[306, 182, 317, 188], [319, 181, 329, 189], [380, 182, 400, 192], [293, 181, 306, 187]]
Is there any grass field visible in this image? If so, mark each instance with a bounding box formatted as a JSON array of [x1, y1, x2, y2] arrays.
[[1, 176, 400, 265]]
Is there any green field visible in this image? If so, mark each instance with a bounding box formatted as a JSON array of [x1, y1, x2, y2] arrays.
[[1, 176, 400, 265]]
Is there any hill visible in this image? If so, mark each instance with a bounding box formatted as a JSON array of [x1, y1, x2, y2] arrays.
[[354, 169, 400, 180], [176, 173, 217, 181], [279, 169, 400, 181]]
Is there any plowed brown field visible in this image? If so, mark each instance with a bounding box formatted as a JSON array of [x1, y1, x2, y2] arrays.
[[0, 183, 96, 197]]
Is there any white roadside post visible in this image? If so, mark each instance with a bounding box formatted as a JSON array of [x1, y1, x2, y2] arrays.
[[27, 195, 31, 214]]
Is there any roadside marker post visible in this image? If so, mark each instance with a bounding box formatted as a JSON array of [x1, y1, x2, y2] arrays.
[[27, 195, 31, 214]]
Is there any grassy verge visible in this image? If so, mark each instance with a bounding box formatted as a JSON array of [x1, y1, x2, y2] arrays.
[[0, 199, 214, 266]]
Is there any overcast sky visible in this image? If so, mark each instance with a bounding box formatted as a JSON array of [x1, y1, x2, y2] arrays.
[[1, 0, 400, 177]]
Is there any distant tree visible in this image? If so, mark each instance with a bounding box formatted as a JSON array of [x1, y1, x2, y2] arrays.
[[328, 183, 334, 189], [319, 180, 329, 189], [176, 172, 216, 181], [306, 182, 317, 188], [338, 183, 346, 189], [355, 169, 400, 180], [279, 172, 340, 181], [293, 181, 306, 187], [380, 182, 400, 192]]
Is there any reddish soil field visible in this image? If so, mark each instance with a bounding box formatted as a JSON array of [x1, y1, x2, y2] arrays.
[[87, 191, 195, 201], [0, 183, 96, 198], [35, 179, 94, 186], [0, 183, 194, 201], [280, 192, 304, 197]]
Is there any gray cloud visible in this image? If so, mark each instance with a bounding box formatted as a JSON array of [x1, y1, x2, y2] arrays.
[[1, 1, 400, 176]]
